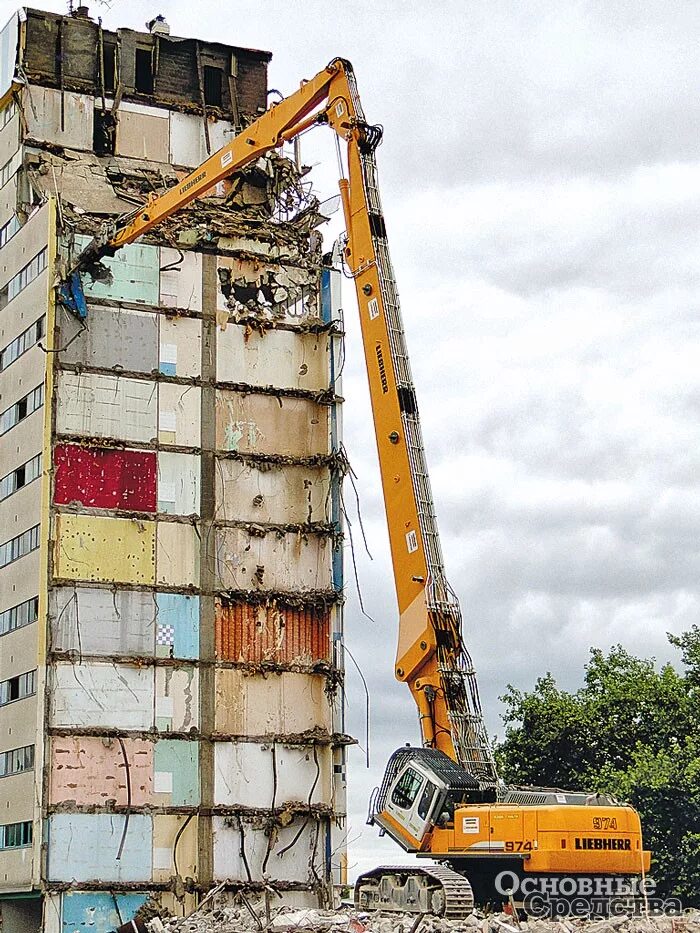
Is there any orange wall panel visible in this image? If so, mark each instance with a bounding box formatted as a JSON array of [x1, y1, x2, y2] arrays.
[[215, 600, 330, 664]]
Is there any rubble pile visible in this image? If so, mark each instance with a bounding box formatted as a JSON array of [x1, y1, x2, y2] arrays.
[[142, 906, 700, 933]]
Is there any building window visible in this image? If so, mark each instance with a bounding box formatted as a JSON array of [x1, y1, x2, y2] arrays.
[[0, 151, 19, 189], [93, 109, 116, 157], [6, 247, 48, 302], [135, 48, 154, 94], [0, 745, 34, 778], [0, 214, 20, 249], [0, 454, 42, 503], [0, 525, 40, 569], [0, 820, 32, 849], [0, 316, 45, 372], [0, 670, 36, 707], [102, 43, 116, 93], [203, 66, 223, 107], [0, 101, 16, 130], [0, 596, 38, 637], [0, 383, 44, 436]]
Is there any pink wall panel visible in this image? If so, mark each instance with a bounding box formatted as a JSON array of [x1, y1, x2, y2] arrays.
[[50, 736, 153, 806], [54, 444, 157, 511]]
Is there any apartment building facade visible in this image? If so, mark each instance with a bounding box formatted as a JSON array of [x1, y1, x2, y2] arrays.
[[0, 8, 347, 931]]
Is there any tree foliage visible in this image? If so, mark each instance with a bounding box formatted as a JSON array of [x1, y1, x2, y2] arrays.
[[497, 628, 700, 902]]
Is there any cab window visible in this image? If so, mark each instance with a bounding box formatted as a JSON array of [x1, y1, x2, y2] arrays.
[[391, 767, 424, 810], [417, 781, 437, 820]]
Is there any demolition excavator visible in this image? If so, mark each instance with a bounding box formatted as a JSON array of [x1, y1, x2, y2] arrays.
[[59, 58, 651, 916]]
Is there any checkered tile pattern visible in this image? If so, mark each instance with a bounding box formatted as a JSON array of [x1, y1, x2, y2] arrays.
[[156, 623, 175, 646]]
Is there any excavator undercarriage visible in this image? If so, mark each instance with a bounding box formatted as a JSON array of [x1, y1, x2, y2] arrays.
[[355, 865, 475, 919]]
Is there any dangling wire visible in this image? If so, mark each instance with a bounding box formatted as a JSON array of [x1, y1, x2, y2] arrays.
[[340, 637, 371, 768]]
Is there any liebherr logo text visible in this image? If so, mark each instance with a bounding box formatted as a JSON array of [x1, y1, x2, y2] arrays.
[[180, 171, 206, 195], [575, 837, 631, 851]]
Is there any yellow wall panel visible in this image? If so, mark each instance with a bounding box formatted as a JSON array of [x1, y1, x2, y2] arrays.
[[53, 514, 155, 585], [152, 814, 198, 883]]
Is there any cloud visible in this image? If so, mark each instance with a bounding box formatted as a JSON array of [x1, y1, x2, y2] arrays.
[[10, 0, 700, 885], [329, 3, 700, 878]]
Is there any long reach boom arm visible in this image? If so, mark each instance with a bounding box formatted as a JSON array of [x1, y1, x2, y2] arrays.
[[66, 58, 498, 786]]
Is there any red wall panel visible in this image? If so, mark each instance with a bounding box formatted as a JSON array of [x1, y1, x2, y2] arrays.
[[53, 444, 157, 512], [215, 600, 330, 664]]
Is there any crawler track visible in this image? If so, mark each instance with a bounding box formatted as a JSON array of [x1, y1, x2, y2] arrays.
[[354, 864, 475, 919]]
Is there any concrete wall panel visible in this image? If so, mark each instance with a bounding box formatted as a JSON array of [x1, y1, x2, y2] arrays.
[[77, 238, 160, 305], [51, 587, 199, 661], [156, 521, 200, 587], [50, 586, 156, 657], [24, 87, 93, 150], [50, 736, 153, 807], [215, 392, 328, 456], [215, 460, 330, 524], [0, 173, 16, 231], [158, 383, 201, 447], [55, 372, 158, 443], [169, 111, 234, 167], [0, 201, 49, 290], [0, 694, 37, 755], [58, 304, 159, 372], [215, 527, 331, 591], [0, 414, 42, 497], [215, 600, 330, 664], [0, 620, 38, 681], [0, 772, 34, 829], [50, 663, 153, 730], [214, 742, 333, 808], [60, 892, 149, 933], [153, 813, 198, 882], [155, 666, 198, 732], [0, 846, 34, 895], [214, 670, 332, 736], [159, 314, 201, 376], [53, 514, 156, 585], [157, 451, 200, 515], [53, 444, 157, 512], [212, 815, 325, 883], [115, 102, 169, 162], [47, 813, 152, 882], [217, 327, 329, 391], [159, 248, 202, 311], [0, 107, 20, 168], [153, 739, 199, 805], [154, 593, 199, 660]]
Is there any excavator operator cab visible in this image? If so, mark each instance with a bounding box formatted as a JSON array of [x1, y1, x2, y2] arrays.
[[370, 747, 493, 851]]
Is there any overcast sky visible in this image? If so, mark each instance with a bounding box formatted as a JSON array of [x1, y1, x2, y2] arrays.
[[4, 0, 700, 882]]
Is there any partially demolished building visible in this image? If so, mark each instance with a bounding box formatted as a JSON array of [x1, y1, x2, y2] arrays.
[[0, 8, 348, 931]]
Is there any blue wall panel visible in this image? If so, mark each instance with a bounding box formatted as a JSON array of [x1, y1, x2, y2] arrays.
[[155, 592, 199, 659], [154, 739, 200, 805], [62, 892, 149, 933], [48, 814, 152, 882], [76, 236, 160, 305]]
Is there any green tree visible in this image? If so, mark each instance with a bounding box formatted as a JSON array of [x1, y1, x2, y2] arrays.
[[497, 631, 700, 903]]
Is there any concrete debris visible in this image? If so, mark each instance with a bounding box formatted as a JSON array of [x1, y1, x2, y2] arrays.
[[217, 262, 321, 330], [141, 906, 700, 933], [27, 146, 323, 279], [25, 146, 180, 215]]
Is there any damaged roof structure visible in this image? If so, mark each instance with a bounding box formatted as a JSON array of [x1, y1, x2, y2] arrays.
[[0, 7, 350, 932]]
